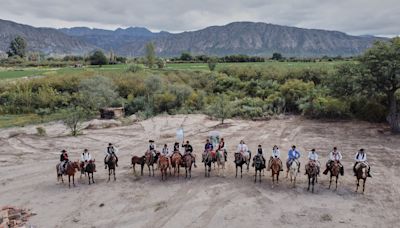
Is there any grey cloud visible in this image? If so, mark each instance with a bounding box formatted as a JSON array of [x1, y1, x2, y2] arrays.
[[0, 0, 398, 36]]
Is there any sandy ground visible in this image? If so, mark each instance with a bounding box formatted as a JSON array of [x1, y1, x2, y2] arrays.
[[0, 114, 399, 228]]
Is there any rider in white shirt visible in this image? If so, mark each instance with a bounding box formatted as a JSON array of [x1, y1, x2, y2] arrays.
[[236, 140, 249, 157], [267, 145, 283, 171], [104, 143, 119, 169], [323, 147, 343, 175], [353, 148, 371, 177], [305, 149, 320, 175]]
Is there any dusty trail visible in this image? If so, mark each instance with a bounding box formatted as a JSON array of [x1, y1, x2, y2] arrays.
[[0, 114, 399, 228]]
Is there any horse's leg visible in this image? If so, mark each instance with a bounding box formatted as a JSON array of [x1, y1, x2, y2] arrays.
[[92, 173, 95, 184], [307, 177, 310, 191], [133, 164, 136, 174], [152, 165, 154, 177], [141, 164, 144, 176], [114, 169, 116, 181], [259, 170, 262, 183], [277, 172, 279, 184], [254, 170, 257, 183], [312, 178, 315, 193], [235, 166, 238, 178], [108, 169, 111, 182], [363, 178, 366, 193], [204, 164, 207, 177], [241, 166, 243, 178], [329, 175, 332, 189], [73, 175, 75, 187], [356, 178, 359, 192], [68, 175, 71, 188], [335, 175, 338, 191], [148, 165, 151, 177]]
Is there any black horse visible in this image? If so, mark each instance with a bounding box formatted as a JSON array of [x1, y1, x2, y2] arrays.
[[85, 161, 96, 185], [252, 155, 264, 182], [234, 153, 246, 178]]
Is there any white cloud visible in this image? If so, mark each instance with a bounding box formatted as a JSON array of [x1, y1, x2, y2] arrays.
[[0, 0, 398, 35]]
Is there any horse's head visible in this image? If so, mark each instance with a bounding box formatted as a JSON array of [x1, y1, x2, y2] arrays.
[[73, 161, 80, 170]]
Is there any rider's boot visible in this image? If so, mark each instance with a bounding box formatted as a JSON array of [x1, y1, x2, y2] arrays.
[[367, 167, 372, 177], [193, 156, 197, 168]]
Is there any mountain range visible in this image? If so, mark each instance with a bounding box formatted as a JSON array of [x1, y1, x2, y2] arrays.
[[0, 19, 386, 57]]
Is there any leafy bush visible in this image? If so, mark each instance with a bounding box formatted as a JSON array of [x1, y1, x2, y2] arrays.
[[126, 64, 144, 73], [36, 126, 47, 136], [299, 96, 350, 118]]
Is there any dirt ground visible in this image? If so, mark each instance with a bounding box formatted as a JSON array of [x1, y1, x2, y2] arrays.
[[0, 114, 399, 228]]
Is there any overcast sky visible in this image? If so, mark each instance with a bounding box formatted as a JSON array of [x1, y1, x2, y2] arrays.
[[0, 0, 398, 36]]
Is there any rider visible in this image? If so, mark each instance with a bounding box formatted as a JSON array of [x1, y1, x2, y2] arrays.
[[353, 148, 371, 177], [305, 149, 320, 175], [161, 144, 169, 157], [287, 145, 301, 173], [236, 140, 249, 158], [60, 149, 69, 173], [149, 140, 157, 158], [268, 145, 283, 171], [182, 140, 197, 168], [253, 145, 266, 168], [203, 139, 214, 161], [104, 143, 119, 169], [323, 147, 343, 176], [217, 138, 227, 161], [173, 142, 180, 153], [80, 148, 92, 170]]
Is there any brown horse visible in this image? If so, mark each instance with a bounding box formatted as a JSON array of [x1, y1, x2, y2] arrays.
[[306, 161, 318, 193], [145, 151, 159, 176], [355, 162, 368, 193], [57, 161, 80, 188], [182, 154, 194, 179], [271, 158, 281, 185], [328, 161, 340, 190], [159, 155, 169, 181], [131, 155, 145, 175], [107, 156, 116, 182], [171, 152, 182, 177]]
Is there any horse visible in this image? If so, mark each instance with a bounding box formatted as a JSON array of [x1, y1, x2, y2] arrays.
[[84, 160, 96, 185], [171, 152, 182, 177], [216, 149, 226, 177], [355, 162, 368, 193], [159, 155, 169, 181], [306, 161, 318, 193], [145, 151, 159, 177], [328, 161, 340, 190], [271, 158, 281, 185], [288, 160, 298, 187], [202, 151, 213, 177], [131, 155, 145, 175], [106, 156, 116, 182], [234, 152, 246, 178], [252, 155, 264, 182], [182, 154, 194, 179], [57, 161, 80, 188]]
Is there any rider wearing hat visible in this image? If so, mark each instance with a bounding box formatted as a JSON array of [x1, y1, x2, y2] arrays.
[[305, 148, 320, 175], [287, 145, 301, 173], [182, 140, 197, 168], [104, 143, 119, 169], [353, 148, 371, 177], [80, 148, 94, 171], [60, 149, 69, 173], [267, 145, 283, 171], [323, 147, 344, 175], [217, 138, 227, 161]]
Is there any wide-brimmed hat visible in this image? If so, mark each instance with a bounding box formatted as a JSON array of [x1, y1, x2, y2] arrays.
[[149, 140, 154, 143], [61, 149, 66, 152]]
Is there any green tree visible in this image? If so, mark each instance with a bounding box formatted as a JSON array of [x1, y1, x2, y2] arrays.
[[207, 93, 233, 124], [180, 52, 193, 61], [207, 57, 218, 71], [359, 38, 400, 133], [63, 106, 89, 136], [7, 36, 27, 58], [89, 50, 108, 66], [78, 76, 119, 110], [145, 42, 156, 68], [272, 52, 283, 61]]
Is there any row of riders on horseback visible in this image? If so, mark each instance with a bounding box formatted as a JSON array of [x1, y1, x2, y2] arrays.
[[56, 139, 372, 192]]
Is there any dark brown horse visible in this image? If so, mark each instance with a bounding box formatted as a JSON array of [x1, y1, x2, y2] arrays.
[[328, 161, 340, 190], [306, 161, 318, 193], [107, 156, 116, 182], [271, 158, 281, 185], [171, 152, 182, 177], [252, 155, 264, 182], [131, 155, 145, 175], [145, 151, 159, 176], [355, 162, 368, 193], [203, 151, 213, 177], [159, 155, 169, 181], [182, 154, 194, 179], [234, 153, 246, 178], [57, 161, 80, 188], [85, 160, 96, 185]]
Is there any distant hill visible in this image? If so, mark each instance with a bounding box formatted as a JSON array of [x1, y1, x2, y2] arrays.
[[0, 19, 95, 56], [0, 19, 386, 57]]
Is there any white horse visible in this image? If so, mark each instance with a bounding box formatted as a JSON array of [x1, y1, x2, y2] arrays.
[[288, 161, 298, 187], [216, 149, 226, 177]]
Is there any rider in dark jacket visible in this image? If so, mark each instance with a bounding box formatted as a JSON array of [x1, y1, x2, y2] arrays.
[[182, 140, 197, 168]]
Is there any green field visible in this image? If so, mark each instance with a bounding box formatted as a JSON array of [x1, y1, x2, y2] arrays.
[[0, 61, 347, 80]]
